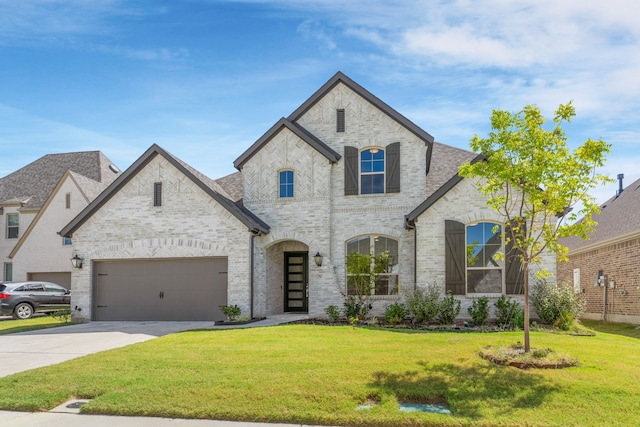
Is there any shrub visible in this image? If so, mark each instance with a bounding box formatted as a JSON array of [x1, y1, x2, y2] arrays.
[[219, 304, 241, 321], [404, 282, 441, 324], [50, 308, 72, 323], [342, 295, 370, 320], [324, 305, 341, 323], [494, 295, 521, 329], [467, 296, 490, 326], [437, 294, 461, 325], [531, 280, 586, 327], [384, 302, 407, 325]]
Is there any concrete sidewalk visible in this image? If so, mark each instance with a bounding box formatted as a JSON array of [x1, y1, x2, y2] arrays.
[[0, 410, 332, 427]]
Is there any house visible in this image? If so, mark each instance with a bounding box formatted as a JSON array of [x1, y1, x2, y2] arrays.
[[558, 174, 640, 324], [61, 72, 555, 322], [1, 151, 121, 288]]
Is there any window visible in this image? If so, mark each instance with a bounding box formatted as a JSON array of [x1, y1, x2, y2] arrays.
[[65, 193, 71, 209], [346, 235, 398, 296], [344, 143, 400, 195], [6, 213, 18, 239], [63, 236, 72, 246], [360, 148, 385, 194], [279, 170, 294, 198], [445, 220, 523, 295], [154, 182, 162, 207], [3, 263, 12, 282], [466, 222, 503, 294], [336, 109, 345, 132]]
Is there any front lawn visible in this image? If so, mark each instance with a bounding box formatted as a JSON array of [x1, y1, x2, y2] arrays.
[[0, 316, 71, 335], [0, 323, 638, 426]]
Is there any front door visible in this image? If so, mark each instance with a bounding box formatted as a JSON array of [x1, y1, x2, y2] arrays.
[[284, 252, 308, 312]]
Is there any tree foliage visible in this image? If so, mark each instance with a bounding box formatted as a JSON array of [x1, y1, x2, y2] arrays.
[[459, 102, 611, 351]]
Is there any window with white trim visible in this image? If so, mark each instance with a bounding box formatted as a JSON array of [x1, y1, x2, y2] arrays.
[[6, 213, 18, 239]]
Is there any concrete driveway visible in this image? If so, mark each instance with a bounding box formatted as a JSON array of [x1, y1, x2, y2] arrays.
[[0, 315, 307, 378], [0, 321, 216, 377]]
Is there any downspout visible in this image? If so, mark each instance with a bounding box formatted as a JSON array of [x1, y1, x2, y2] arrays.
[[405, 215, 417, 290], [250, 231, 257, 319]]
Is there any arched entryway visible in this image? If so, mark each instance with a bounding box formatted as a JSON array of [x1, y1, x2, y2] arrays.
[[265, 240, 309, 314]]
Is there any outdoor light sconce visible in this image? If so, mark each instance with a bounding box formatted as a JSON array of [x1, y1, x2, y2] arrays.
[[314, 252, 323, 267], [71, 254, 84, 269]]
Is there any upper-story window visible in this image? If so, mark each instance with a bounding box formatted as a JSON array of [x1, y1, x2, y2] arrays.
[[344, 142, 400, 196], [279, 170, 294, 198], [346, 235, 399, 296], [6, 213, 18, 239], [65, 193, 71, 209], [360, 148, 385, 194]]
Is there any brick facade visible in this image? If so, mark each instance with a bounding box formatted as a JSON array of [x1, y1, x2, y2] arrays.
[[557, 235, 640, 324]]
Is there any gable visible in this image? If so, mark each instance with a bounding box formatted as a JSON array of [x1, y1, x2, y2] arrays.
[[61, 144, 269, 237]]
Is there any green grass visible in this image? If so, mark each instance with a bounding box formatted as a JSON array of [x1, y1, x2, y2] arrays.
[[0, 323, 638, 426], [0, 316, 71, 335]]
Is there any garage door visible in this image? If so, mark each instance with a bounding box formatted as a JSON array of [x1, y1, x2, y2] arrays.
[[93, 258, 227, 321], [28, 272, 71, 290]]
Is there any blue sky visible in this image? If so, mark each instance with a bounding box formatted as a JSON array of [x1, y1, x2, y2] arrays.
[[1, 0, 638, 205]]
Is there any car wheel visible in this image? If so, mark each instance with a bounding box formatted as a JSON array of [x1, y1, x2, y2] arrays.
[[13, 303, 34, 320]]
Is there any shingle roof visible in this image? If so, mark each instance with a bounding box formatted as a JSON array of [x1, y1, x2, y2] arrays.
[[560, 177, 640, 252], [215, 171, 243, 202], [0, 151, 120, 210], [60, 144, 269, 237]]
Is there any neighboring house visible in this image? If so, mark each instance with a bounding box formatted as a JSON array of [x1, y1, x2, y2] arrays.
[[558, 175, 640, 324], [61, 72, 555, 322], [0, 151, 120, 288]]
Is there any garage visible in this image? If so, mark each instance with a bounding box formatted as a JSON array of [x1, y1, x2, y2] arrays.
[[93, 258, 227, 321], [27, 272, 71, 290]]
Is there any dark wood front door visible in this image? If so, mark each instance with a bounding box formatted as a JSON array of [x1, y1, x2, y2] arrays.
[[284, 252, 308, 312]]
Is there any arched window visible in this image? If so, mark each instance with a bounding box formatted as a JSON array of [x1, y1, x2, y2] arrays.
[[279, 170, 294, 198], [360, 148, 384, 194], [346, 235, 398, 296]]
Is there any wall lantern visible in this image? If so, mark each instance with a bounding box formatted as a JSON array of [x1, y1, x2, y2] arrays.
[[71, 254, 84, 269], [314, 252, 323, 267]]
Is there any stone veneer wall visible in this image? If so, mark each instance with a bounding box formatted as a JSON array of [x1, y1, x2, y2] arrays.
[[557, 236, 640, 324], [70, 155, 252, 321]]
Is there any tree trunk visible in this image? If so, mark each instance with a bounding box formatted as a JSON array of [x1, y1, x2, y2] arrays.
[[523, 260, 530, 352]]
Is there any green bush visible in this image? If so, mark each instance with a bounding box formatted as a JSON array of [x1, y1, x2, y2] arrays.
[[437, 294, 461, 325], [219, 304, 242, 321], [404, 282, 441, 324], [494, 295, 521, 329], [531, 280, 585, 327], [324, 305, 341, 323], [467, 296, 490, 326], [342, 295, 370, 320], [384, 302, 407, 325]]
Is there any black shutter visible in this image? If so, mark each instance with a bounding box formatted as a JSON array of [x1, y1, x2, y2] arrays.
[[344, 146, 358, 195], [386, 142, 400, 193], [505, 221, 525, 294], [445, 220, 465, 295]]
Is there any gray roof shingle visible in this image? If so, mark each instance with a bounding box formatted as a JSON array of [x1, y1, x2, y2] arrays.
[[0, 151, 120, 210], [561, 177, 640, 252]]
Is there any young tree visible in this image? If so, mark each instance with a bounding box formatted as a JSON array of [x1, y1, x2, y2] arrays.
[[459, 102, 611, 352]]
